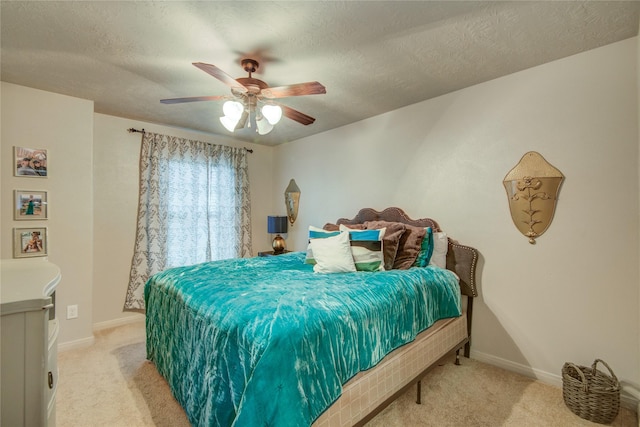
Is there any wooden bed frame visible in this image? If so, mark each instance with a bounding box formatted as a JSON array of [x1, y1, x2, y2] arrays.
[[313, 207, 479, 427]]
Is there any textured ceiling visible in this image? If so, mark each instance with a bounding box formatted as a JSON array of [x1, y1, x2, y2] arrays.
[[2, 1, 639, 146]]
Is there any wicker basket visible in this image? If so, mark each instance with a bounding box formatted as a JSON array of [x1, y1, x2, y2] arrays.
[[562, 359, 620, 424]]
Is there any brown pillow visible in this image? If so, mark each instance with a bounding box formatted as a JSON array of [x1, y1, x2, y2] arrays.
[[364, 221, 406, 270], [323, 223, 339, 231], [325, 223, 365, 231], [393, 223, 427, 270]]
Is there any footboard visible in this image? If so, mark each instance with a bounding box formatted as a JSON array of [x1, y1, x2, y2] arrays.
[[314, 315, 469, 427]]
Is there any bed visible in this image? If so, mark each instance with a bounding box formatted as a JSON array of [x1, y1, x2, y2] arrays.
[[145, 207, 478, 426]]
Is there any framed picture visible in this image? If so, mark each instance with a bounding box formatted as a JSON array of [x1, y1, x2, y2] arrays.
[[13, 227, 48, 258], [14, 190, 48, 220], [14, 146, 48, 177]]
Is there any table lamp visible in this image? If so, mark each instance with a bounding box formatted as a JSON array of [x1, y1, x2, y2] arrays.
[[267, 216, 288, 254]]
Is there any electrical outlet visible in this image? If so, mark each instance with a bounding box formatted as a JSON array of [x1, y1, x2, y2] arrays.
[[67, 304, 78, 319]]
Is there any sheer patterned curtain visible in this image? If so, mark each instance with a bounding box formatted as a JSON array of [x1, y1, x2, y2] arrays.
[[123, 131, 252, 312]]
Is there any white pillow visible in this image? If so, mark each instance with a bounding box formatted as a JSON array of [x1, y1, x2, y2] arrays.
[[305, 225, 341, 264], [310, 231, 357, 273], [429, 231, 448, 269]]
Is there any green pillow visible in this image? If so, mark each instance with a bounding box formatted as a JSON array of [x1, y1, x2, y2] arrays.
[[413, 227, 434, 268]]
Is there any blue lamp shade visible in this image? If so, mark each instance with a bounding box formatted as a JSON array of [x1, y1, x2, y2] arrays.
[[267, 216, 288, 234]]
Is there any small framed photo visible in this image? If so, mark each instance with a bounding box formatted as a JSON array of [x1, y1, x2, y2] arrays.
[[13, 227, 48, 258], [14, 190, 48, 220], [14, 146, 48, 177]]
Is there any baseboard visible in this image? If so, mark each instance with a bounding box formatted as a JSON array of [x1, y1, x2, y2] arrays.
[[470, 350, 639, 412], [57, 316, 144, 353], [57, 335, 95, 352], [93, 314, 144, 332], [470, 349, 558, 383]]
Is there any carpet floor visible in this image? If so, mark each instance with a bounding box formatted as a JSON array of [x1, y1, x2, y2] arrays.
[[57, 320, 636, 426]]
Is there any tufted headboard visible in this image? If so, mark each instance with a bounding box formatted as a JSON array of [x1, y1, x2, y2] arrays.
[[335, 207, 478, 298]]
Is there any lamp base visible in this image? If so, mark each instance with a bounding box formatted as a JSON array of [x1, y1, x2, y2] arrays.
[[272, 234, 286, 254]]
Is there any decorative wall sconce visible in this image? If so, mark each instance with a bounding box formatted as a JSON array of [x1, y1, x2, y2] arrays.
[[503, 152, 564, 244], [284, 179, 301, 226]]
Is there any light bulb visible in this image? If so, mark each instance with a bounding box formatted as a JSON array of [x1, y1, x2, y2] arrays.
[[261, 104, 282, 125], [223, 101, 244, 121]]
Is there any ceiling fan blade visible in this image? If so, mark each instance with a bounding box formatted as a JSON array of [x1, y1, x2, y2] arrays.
[[192, 62, 248, 94], [160, 95, 229, 104], [279, 104, 316, 126], [261, 82, 326, 99]]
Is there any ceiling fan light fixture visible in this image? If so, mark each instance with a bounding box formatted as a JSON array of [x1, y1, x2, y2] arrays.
[[223, 100, 244, 121], [220, 115, 240, 132], [256, 116, 274, 135], [262, 104, 282, 125]]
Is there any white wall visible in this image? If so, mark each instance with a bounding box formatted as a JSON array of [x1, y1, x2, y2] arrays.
[[91, 114, 275, 326], [1, 82, 95, 345], [274, 38, 640, 403]]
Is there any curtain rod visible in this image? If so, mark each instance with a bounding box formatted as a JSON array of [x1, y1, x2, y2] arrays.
[[126, 127, 253, 153]]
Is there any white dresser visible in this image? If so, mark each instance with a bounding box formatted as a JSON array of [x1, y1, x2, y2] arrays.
[[1, 258, 61, 427]]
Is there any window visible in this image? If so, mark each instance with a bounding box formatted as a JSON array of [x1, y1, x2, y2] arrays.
[[124, 132, 252, 311]]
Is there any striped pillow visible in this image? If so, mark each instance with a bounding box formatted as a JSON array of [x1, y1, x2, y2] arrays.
[[305, 226, 340, 264], [339, 224, 386, 272]]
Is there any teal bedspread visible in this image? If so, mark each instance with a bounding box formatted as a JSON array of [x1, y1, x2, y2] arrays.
[[145, 252, 461, 427]]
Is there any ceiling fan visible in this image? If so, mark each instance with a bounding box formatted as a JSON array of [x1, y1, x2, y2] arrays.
[[161, 59, 326, 134]]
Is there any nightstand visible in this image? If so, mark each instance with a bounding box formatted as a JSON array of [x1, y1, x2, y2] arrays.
[[258, 250, 290, 257]]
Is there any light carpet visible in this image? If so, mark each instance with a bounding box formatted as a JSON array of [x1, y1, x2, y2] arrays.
[[57, 320, 636, 426]]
